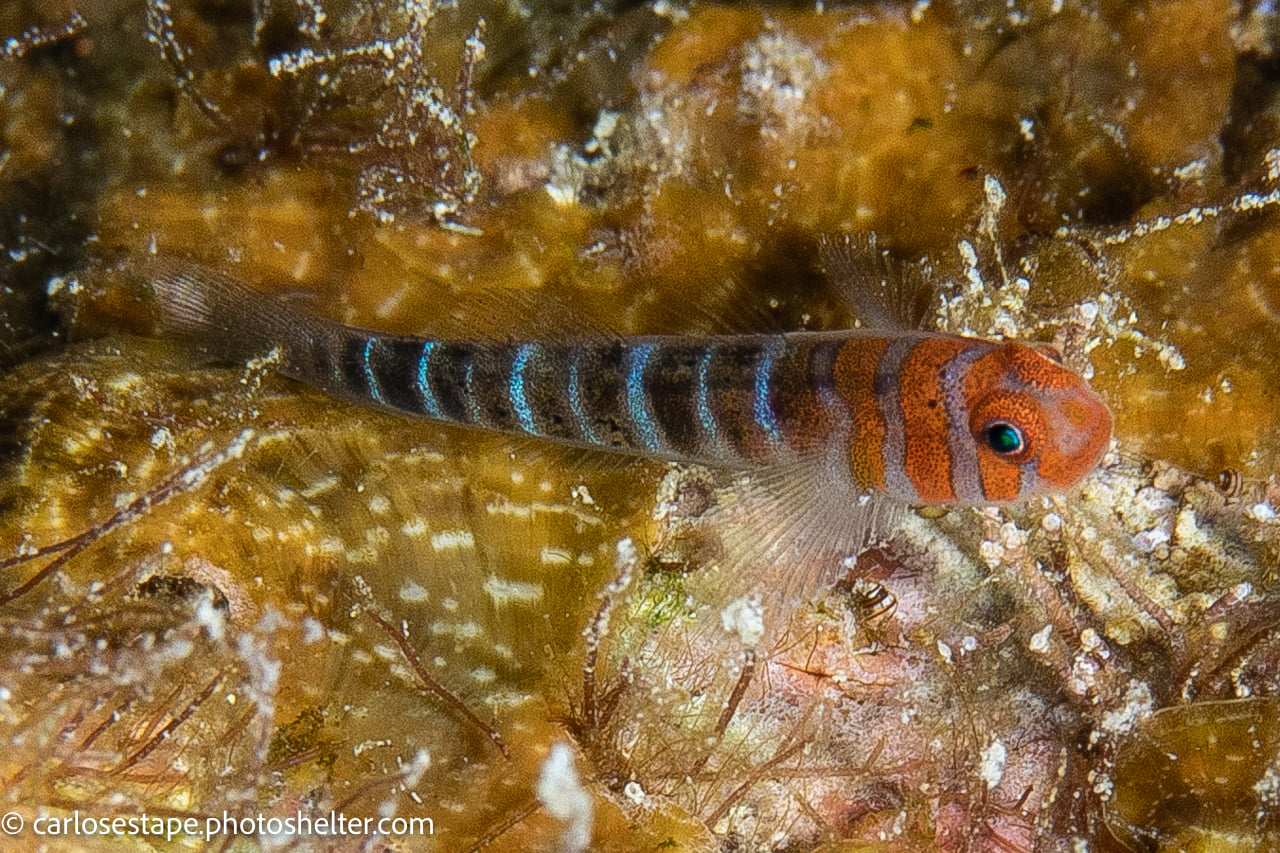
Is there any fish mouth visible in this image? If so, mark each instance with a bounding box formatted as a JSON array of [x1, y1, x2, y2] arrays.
[[1042, 392, 1113, 489]]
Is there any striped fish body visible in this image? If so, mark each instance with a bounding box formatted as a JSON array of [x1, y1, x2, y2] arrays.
[[149, 261, 1112, 506]]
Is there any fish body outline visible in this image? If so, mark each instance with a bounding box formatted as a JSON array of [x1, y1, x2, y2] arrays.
[[146, 257, 1112, 508]]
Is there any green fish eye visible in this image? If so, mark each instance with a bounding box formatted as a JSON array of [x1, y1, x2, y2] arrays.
[[984, 421, 1024, 455]]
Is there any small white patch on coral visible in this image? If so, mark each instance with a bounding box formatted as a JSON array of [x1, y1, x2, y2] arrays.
[[1029, 624, 1053, 654], [1099, 680, 1154, 737], [538, 742, 593, 853], [430, 529, 475, 551], [937, 640, 953, 665], [483, 574, 544, 606], [720, 595, 765, 646], [1248, 502, 1278, 522], [979, 738, 1007, 789], [399, 579, 428, 602]]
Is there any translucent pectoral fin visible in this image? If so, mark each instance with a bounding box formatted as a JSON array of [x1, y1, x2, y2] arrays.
[[651, 454, 905, 643]]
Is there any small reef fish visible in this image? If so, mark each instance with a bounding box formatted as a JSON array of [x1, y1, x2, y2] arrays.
[[144, 247, 1112, 510]]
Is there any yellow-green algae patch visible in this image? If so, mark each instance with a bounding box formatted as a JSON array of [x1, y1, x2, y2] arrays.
[[1108, 697, 1280, 851], [0, 338, 679, 851]]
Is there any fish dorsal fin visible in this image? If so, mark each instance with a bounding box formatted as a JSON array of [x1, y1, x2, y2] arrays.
[[817, 232, 933, 330], [621, 281, 799, 336], [436, 286, 621, 342]]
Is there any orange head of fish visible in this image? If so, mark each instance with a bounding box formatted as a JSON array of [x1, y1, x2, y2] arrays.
[[963, 341, 1112, 503]]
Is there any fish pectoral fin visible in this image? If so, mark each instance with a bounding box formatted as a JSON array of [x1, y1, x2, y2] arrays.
[[653, 456, 905, 638]]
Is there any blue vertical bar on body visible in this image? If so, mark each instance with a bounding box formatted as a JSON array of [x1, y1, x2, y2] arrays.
[[872, 336, 918, 503], [361, 338, 385, 404], [625, 343, 663, 452], [415, 340, 445, 419], [510, 342, 540, 436], [753, 340, 785, 450], [694, 345, 724, 453]]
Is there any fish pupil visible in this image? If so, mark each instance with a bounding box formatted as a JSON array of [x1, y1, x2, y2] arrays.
[[984, 421, 1024, 455]]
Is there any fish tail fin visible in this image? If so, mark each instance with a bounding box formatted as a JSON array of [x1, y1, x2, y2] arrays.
[[144, 257, 310, 362]]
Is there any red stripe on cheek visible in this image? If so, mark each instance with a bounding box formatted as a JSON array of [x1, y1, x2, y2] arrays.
[[834, 338, 889, 492], [965, 349, 1042, 502], [953, 348, 1014, 502], [899, 338, 971, 504], [976, 450, 1021, 501]]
